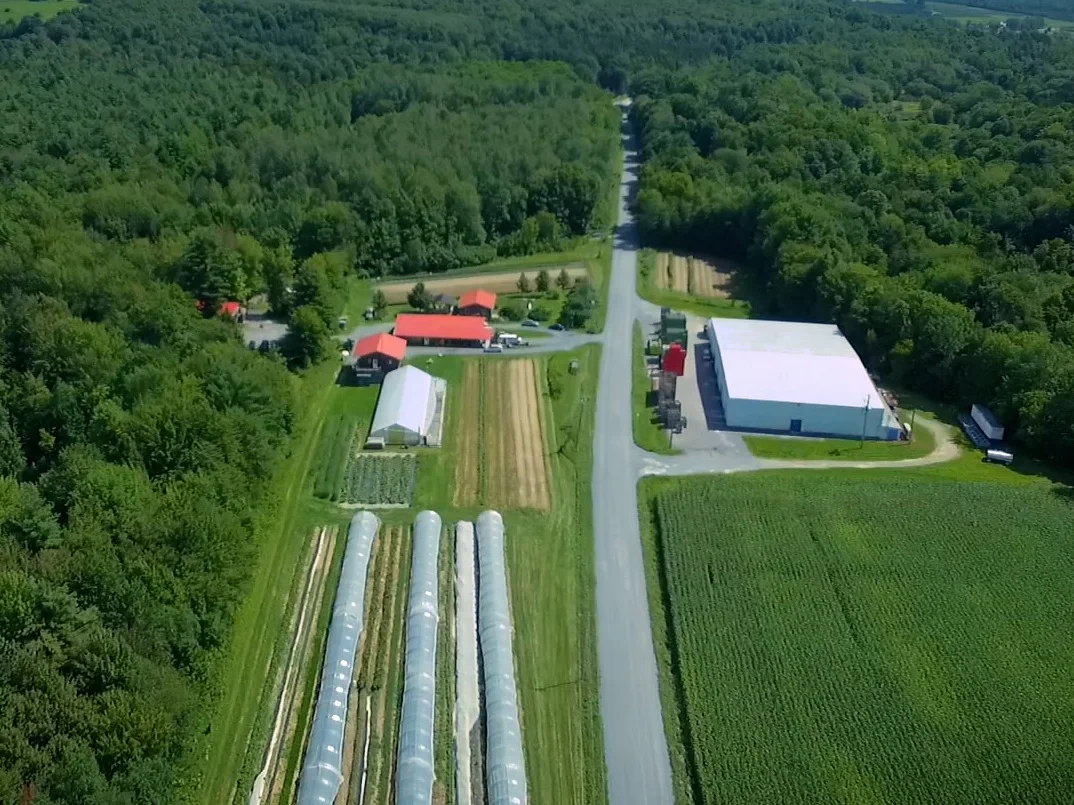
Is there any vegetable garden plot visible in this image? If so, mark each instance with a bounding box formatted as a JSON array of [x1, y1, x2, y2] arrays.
[[339, 454, 417, 507], [646, 472, 1074, 805]]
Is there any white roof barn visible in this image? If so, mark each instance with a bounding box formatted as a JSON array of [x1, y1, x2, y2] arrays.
[[705, 318, 902, 440], [369, 365, 444, 445]]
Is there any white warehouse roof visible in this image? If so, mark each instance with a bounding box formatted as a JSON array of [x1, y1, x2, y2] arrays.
[[371, 365, 438, 438], [707, 318, 887, 409]]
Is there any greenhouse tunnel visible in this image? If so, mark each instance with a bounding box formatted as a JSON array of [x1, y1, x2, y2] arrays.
[[296, 510, 380, 805], [476, 510, 528, 805], [396, 510, 442, 805]]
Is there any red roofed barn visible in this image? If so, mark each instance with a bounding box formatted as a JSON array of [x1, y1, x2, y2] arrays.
[[457, 289, 496, 319], [353, 332, 407, 371], [393, 313, 492, 347]]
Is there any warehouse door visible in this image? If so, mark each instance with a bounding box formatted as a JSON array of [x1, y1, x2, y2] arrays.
[[789, 419, 802, 433]]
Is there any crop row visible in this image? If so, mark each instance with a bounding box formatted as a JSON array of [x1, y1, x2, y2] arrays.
[[648, 472, 1074, 804], [313, 414, 357, 500], [339, 454, 417, 506]]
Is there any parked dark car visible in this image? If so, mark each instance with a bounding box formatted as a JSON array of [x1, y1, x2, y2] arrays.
[[549, 323, 565, 331]]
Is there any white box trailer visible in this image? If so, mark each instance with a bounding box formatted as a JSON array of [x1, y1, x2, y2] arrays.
[[971, 404, 1004, 441]]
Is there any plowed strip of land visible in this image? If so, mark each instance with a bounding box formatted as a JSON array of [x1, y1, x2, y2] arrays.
[[496, 359, 550, 509], [669, 255, 689, 292], [656, 252, 670, 289], [454, 363, 482, 506], [375, 265, 588, 304]]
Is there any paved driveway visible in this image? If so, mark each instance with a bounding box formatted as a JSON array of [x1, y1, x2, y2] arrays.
[[590, 106, 675, 805]]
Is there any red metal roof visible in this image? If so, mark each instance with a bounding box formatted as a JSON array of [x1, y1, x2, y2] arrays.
[[220, 301, 241, 317], [354, 332, 407, 361], [393, 313, 492, 342], [458, 289, 497, 310]]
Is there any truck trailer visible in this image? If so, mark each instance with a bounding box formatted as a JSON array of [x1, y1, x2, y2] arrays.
[[971, 404, 1004, 441]]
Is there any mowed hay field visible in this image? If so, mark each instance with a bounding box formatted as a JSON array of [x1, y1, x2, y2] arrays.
[[641, 471, 1074, 805], [453, 359, 551, 509], [654, 252, 734, 298], [376, 265, 588, 304]]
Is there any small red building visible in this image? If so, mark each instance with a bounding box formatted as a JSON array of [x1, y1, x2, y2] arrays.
[[393, 313, 492, 347], [457, 289, 497, 319], [663, 342, 687, 377], [353, 332, 407, 371]]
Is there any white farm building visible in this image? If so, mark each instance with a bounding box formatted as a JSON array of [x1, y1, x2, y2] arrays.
[[369, 365, 447, 446], [705, 318, 902, 440]]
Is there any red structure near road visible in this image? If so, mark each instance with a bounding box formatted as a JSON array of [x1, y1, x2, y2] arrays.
[[393, 313, 492, 347], [662, 342, 687, 377], [457, 289, 497, 319]]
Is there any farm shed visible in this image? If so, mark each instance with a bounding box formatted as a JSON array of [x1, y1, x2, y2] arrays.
[[369, 365, 447, 446], [458, 289, 497, 319], [352, 332, 407, 371], [296, 511, 379, 805], [476, 510, 528, 805], [393, 313, 493, 347], [396, 511, 441, 805], [705, 318, 902, 440]]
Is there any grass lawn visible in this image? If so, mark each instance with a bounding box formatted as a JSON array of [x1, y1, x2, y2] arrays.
[[0, 0, 77, 22], [403, 346, 608, 805], [744, 415, 935, 461], [637, 248, 750, 320], [632, 323, 677, 455], [640, 467, 1074, 805]]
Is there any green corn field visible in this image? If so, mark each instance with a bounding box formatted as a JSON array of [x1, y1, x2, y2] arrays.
[[644, 471, 1074, 805]]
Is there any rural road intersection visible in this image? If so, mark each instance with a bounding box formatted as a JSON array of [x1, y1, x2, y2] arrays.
[[589, 103, 960, 805]]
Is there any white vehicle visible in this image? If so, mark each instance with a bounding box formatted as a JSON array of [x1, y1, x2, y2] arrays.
[[498, 332, 521, 346], [484, 343, 503, 353], [985, 449, 1014, 465]]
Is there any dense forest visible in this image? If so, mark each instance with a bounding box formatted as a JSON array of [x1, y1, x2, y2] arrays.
[[2, 0, 1074, 801]]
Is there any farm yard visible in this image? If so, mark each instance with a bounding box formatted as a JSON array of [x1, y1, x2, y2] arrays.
[[375, 265, 589, 304], [640, 470, 1074, 805], [453, 359, 551, 509]]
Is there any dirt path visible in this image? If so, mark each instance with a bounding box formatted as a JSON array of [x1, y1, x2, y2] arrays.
[[763, 417, 960, 471]]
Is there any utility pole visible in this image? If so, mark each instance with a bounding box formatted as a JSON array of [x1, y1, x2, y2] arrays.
[[908, 408, 917, 442], [860, 394, 871, 445]]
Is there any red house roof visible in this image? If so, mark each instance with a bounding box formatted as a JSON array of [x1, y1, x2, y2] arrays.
[[458, 289, 497, 310], [393, 313, 492, 342], [353, 332, 407, 361], [220, 301, 242, 317]]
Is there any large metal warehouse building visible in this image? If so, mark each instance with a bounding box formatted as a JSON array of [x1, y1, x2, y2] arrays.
[[705, 318, 902, 440], [369, 365, 447, 446]]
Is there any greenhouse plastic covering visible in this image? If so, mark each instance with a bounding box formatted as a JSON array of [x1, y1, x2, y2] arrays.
[[297, 510, 380, 805], [396, 510, 442, 805], [476, 510, 528, 805]]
